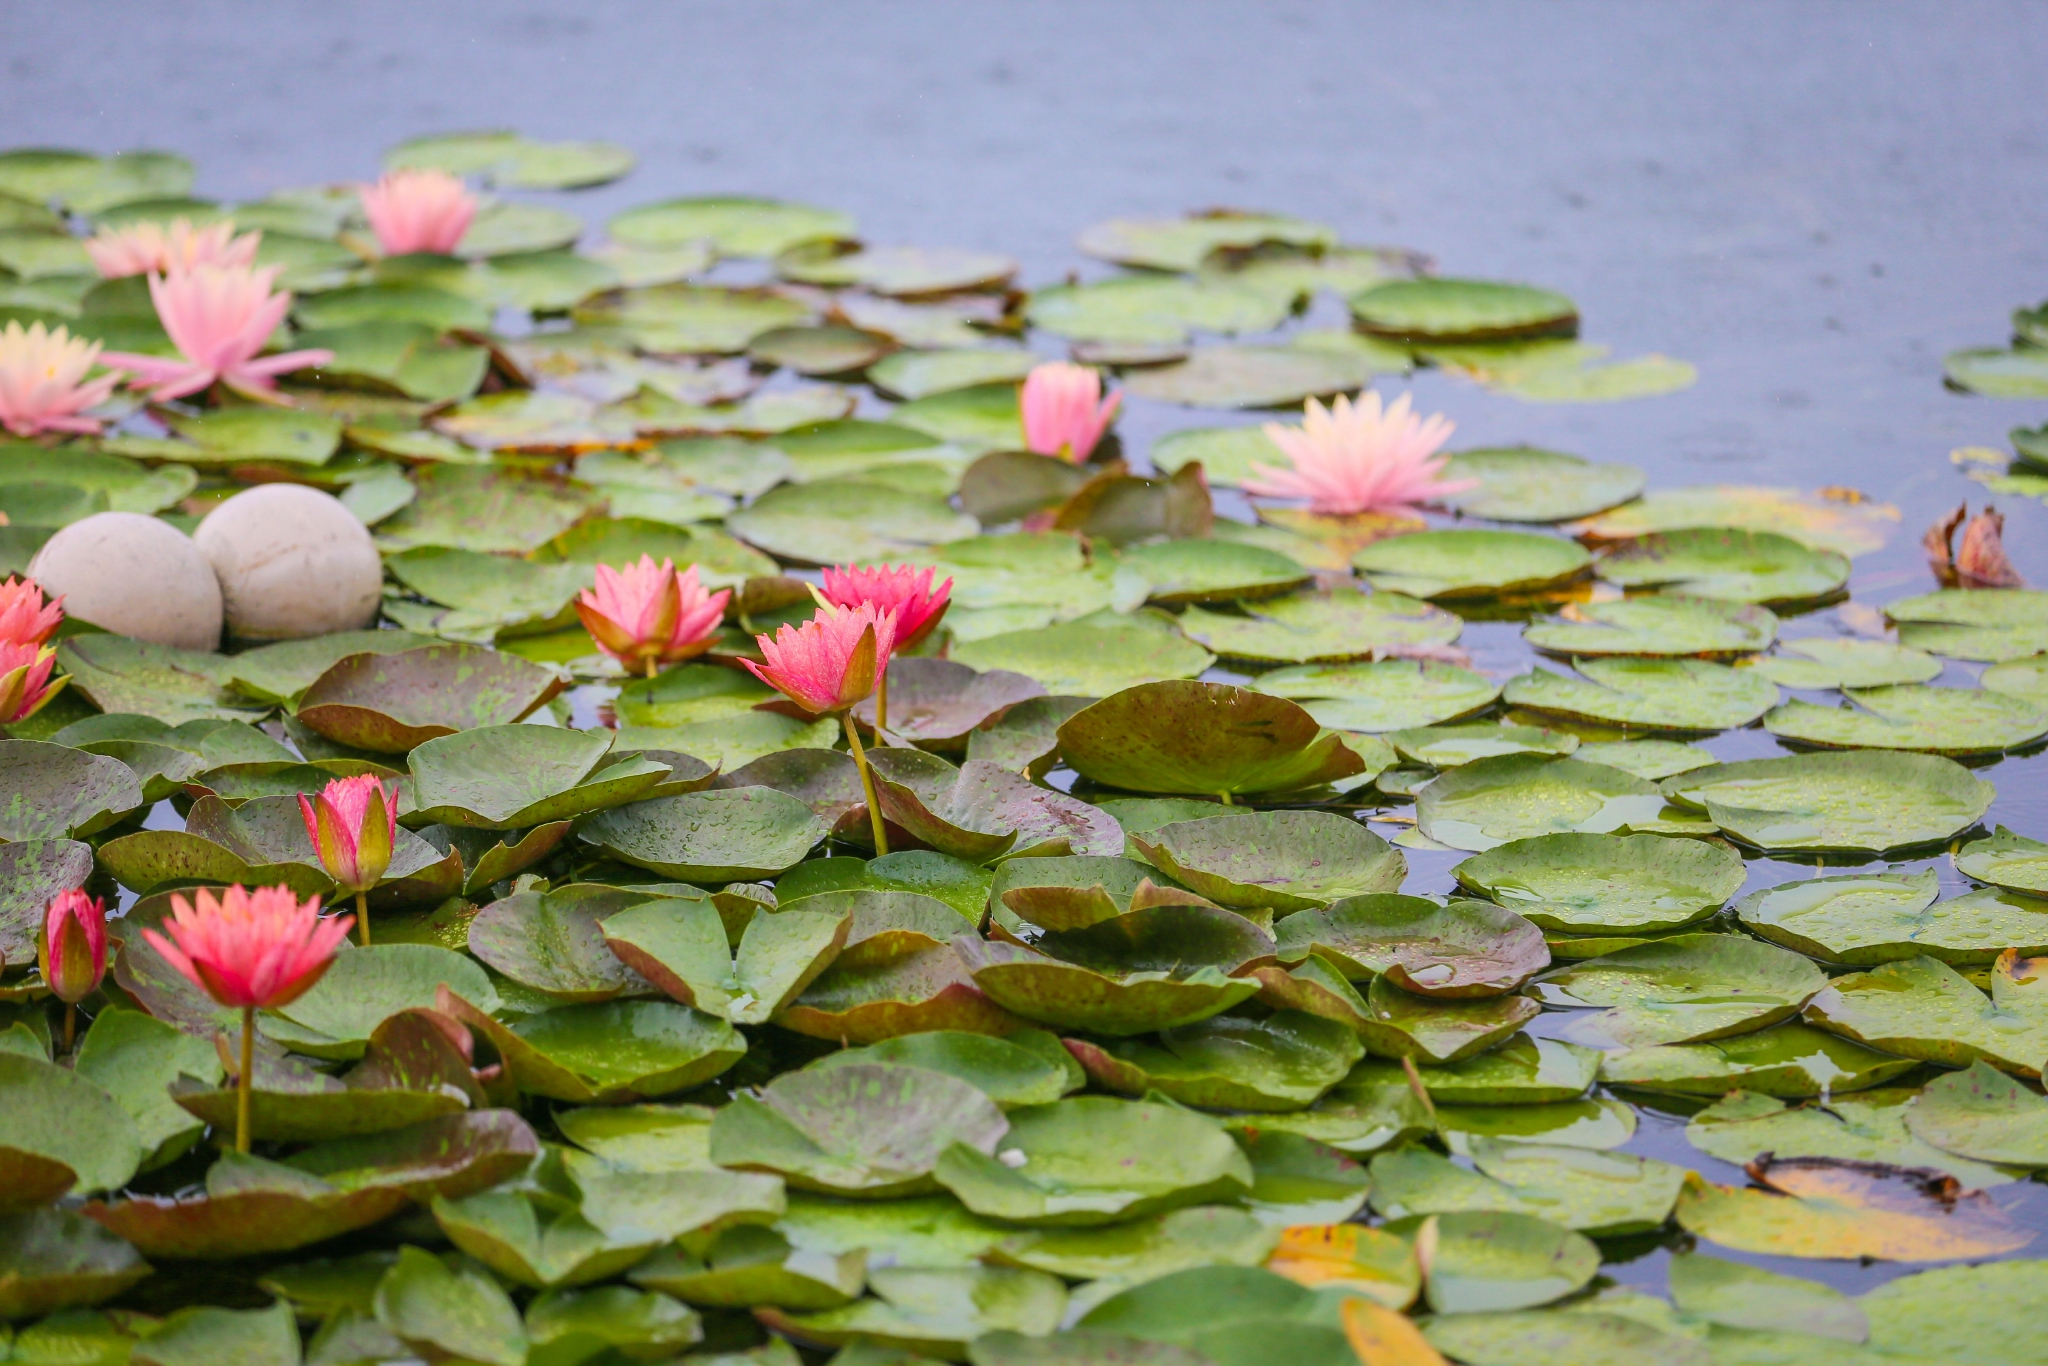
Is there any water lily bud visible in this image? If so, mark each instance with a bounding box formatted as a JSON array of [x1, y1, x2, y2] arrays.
[[40, 889, 106, 1005]]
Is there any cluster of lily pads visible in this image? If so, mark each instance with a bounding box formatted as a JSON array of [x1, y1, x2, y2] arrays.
[[0, 132, 2045, 1366]]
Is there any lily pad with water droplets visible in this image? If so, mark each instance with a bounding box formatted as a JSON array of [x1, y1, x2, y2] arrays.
[[1903, 1060, 2048, 1167], [1763, 684, 2048, 755], [1065, 1010, 1363, 1112], [1437, 446, 1646, 523], [1524, 593, 1777, 659], [1180, 587, 1462, 665], [1659, 750, 1996, 855], [1132, 810, 1403, 913], [1250, 658, 1500, 733], [1057, 681, 1365, 798], [1453, 831, 1746, 935], [407, 725, 669, 829], [441, 991, 747, 1104], [1598, 1020, 1921, 1099], [1352, 530, 1590, 600], [294, 644, 564, 753], [1574, 485, 1900, 558], [578, 787, 829, 882], [1957, 826, 2048, 895], [603, 895, 849, 1025], [1416, 754, 1669, 853], [1532, 934, 1827, 1048], [1504, 656, 1779, 732], [1737, 870, 2048, 966], [1805, 953, 2048, 1076], [1274, 894, 1548, 998], [1755, 637, 1945, 690]]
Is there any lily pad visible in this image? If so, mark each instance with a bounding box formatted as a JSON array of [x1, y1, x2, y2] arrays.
[[1524, 594, 1777, 658], [608, 197, 856, 257], [1369, 1142, 1684, 1236], [1957, 826, 2048, 895], [1026, 274, 1292, 346], [467, 884, 658, 1003], [295, 645, 563, 753], [1057, 681, 1365, 798], [374, 465, 595, 551], [1659, 751, 1996, 855], [993, 1204, 1277, 1292], [602, 896, 849, 1024], [1273, 894, 1549, 997], [1417, 755, 1668, 852], [442, 991, 747, 1103], [1076, 211, 1334, 271], [1385, 723, 1578, 767], [1533, 934, 1825, 1048], [407, 725, 667, 828], [1575, 485, 1900, 558], [1504, 657, 1780, 731], [1755, 637, 1945, 691], [262, 945, 498, 1058], [933, 1096, 1252, 1226], [869, 349, 1038, 401], [1805, 952, 2048, 1075], [1438, 446, 1646, 523], [0, 838, 93, 970], [0, 1054, 141, 1197], [1250, 659, 1500, 732], [1737, 871, 2048, 966], [1764, 683, 2048, 755], [1683, 1089, 2016, 1188], [1395, 1034, 1599, 1106], [953, 615, 1215, 698], [1424, 1310, 1704, 1365], [1132, 811, 1402, 912], [1675, 1158, 2032, 1261], [1352, 530, 1590, 600], [1179, 587, 1462, 665], [1351, 278, 1578, 342], [1066, 1011, 1363, 1111], [1667, 1251, 1870, 1342], [844, 750, 1121, 863], [759, 1265, 1066, 1358], [774, 941, 1012, 1047], [1596, 528, 1850, 605], [0, 1208, 152, 1321], [1598, 1020, 1919, 1098], [1453, 832, 1746, 934], [1983, 653, 2048, 708], [811, 1030, 1079, 1110], [1114, 540, 1310, 606], [1382, 1208, 1598, 1314], [729, 477, 978, 566], [1904, 1060, 2048, 1166], [579, 787, 828, 881], [1120, 345, 1376, 409]]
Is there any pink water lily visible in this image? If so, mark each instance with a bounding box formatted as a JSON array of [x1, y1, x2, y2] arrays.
[[577, 556, 731, 678], [40, 888, 105, 1052], [142, 883, 353, 1153], [817, 564, 952, 651], [0, 322, 123, 438], [0, 577, 63, 646], [85, 218, 261, 279], [1245, 391, 1476, 516], [99, 264, 334, 402], [299, 775, 399, 945], [0, 638, 65, 724], [360, 168, 479, 256], [1022, 361, 1121, 462]]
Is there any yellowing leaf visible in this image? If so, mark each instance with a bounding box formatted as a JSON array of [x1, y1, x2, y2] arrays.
[[1675, 1161, 2033, 1261], [1266, 1222, 1420, 1308], [1341, 1297, 1447, 1366]]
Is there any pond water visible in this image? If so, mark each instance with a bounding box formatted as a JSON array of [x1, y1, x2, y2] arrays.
[[9, 0, 2048, 1317]]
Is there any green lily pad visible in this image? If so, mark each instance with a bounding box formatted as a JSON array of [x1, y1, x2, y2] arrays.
[[1113, 540, 1310, 606], [408, 725, 667, 828], [1737, 871, 2048, 966], [810, 1030, 1080, 1110], [1564, 739, 1718, 781], [1658, 751, 1996, 855], [1885, 589, 2048, 663], [1351, 278, 1577, 342], [1131, 811, 1402, 912], [579, 787, 828, 881], [1595, 528, 1850, 605], [574, 283, 813, 353], [1682, 1089, 2016, 1189], [0, 739, 144, 842], [385, 547, 590, 637], [991, 1204, 1277, 1291], [1180, 587, 1462, 665], [218, 630, 438, 708], [0, 1208, 152, 1321], [525, 1285, 703, 1364], [1370, 1141, 1684, 1236], [1076, 211, 1334, 271], [1453, 832, 1745, 934], [887, 381, 1026, 455], [372, 1244, 527, 1366], [373, 464, 594, 551], [1120, 345, 1376, 409], [1273, 894, 1549, 997], [952, 615, 1215, 698], [1229, 1063, 1433, 1153], [1904, 1060, 2048, 1166], [56, 636, 267, 726], [1250, 659, 1500, 732], [1503, 657, 1780, 731], [1957, 826, 2048, 895], [629, 1223, 863, 1310], [72, 1007, 221, 1171], [772, 1189, 1009, 1274], [1576, 485, 1901, 559], [1424, 1310, 1702, 1365], [295, 644, 563, 753], [1532, 933, 1826, 1047], [1232, 1131, 1375, 1227], [1598, 1020, 1920, 1098], [602, 896, 848, 1024], [1983, 653, 2048, 708], [1805, 953, 2048, 1075], [1057, 681, 1365, 798], [852, 751, 1123, 863], [1947, 344, 2048, 396], [748, 324, 894, 377], [990, 854, 1197, 934], [1352, 530, 1590, 600], [933, 1096, 1251, 1226], [467, 883, 659, 1003], [759, 1265, 1066, 1358], [1668, 1251, 1869, 1342], [0, 838, 93, 970], [1391, 1034, 1599, 1105], [729, 477, 977, 565], [1066, 1010, 1362, 1111], [1385, 723, 1578, 767], [1255, 957, 1539, 1064], [455, 201, 581, 258], [1381, 1208, 1598, 1314], [869, 349, 1039, 401], [1417, 754, 1668, 852], [608, 197, 855, 257], [387, 130, 634, 189], [1764, 684, 2048, 755], [778, 854, 995, 924], [263, 944, 499, 1058], [958, 450, 1100, 525], [1028, 273, 1293, 346], [557, 1102, 718, 1172], [1436, 1097, 1637, 1154], [441, 993, 747, 1103], [1437, 446, 1646, 523], [848, 659, 1045, 751], [0, 1053, 141, 1198], [1755, 637, 1945, 690], [710, 1062, 1007, 1197], [1524, 594, 1777, 658]]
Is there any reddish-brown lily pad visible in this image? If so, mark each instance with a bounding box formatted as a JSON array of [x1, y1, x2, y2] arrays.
[[295, 645, 566, 754], [850, 658, 1046, 750], [842, 750, 1123, 863]]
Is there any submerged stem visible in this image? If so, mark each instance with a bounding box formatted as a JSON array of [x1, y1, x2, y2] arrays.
[[237, 1005, 255, 1155], [843, 712, 890, 857], [356, 889, 371, 947]]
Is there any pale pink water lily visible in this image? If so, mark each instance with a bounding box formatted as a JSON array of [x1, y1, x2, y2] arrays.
[[85, 217, 261, 279], [1245, 391, 1476, 516], [99, 264, 334, 402], [299, 775, 399, 944], [1021, 361, 1121, 461], [40, 888, 106, 1051], [577, 556, 731, 678], [142, 883, 352, 1152], [360, 168, 479, 256], [0, 577, 63, 647], [0, 322, 123, 438]]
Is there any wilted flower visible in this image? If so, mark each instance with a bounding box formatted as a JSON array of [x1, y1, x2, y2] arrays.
[[0, 577, 63, 646], [40, 888, 106, 1052], [1925, 502, 2025, 589], [142, 883, 353, 1153], [1245, 391, 1476, 516], [85, 218, 261, 279], [1021, 361, 1121, 462], [100, 264, 334, 402], [360, 168, 479, 256], [299, 775, 398, 943], [0, 639, 64, 724], [0, 322, 122, 438], [576, 556, 731, 678]]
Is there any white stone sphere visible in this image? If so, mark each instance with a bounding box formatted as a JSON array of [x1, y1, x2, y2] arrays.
[[27, 511, 223, 651], [193, 484, 384, 641]]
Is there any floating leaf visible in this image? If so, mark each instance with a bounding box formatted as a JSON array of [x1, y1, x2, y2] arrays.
[[954, 615, 1215, 697], [1067, 1011, 1364, 1111], [1659, 751, 1995, 855], [1524, 594, 1777, 658], [1453, 832, 1745, 935], [812, 1030, 1079, 1110], [1755, 637, 1945, 690], [1274, 894, 1549, 997], [1133, 811, 1403, 912], [1805, 952, 2048, 1075], [1676, 1159, 2033, 1261], [1982, 653, 2048, 709], [1251, 659, 1500, 733], [1416, 755, 1667, 852], [408, 725, 667, 828], [1180, 587, 1461, 665], [1438, 447, 1646, 523], [0, 1207, 152, 1321], [1057, 681, 1365, 798], [1353, 530, 1590, 600], [0, 1053, 141, 1197], [603, 896, 848, 1024], [1904, 1061, 2048, 1166], [467, 884, 657, 1003], [1504, 657, 1779, 731], [1574, 485, 1899, 558], [729, 477, 978, 565], [1595, 528, 1849, 604], [441, 992, 747, 1104], [1597, 1020, 1918, 1099], [1386, 723, 1578, 767], [1764, 683, 2048, 755], [1423, 1310, 1703, 1366], [869, 349, 1038, 401], [609, 196, 855, 257], [1370, 1141, 1684, 1235], [758, 1265, 1066, 1357], [1683, 1089, 2015, 1189], [1383, 1208, 1598, 1314], [579, 787, 828, 881], [1351, 278, 1577, 342], [1667, 1251, 1868, 1341], [1956, 826, 2048, 895], [295, 645, 564, 753], [1532, 934, 1825, 1048], [1735, 870, 2048, 966]]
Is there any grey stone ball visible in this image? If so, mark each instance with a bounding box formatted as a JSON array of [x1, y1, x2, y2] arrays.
[[193, 484, 384, 641], [27, 511, 224, 651]]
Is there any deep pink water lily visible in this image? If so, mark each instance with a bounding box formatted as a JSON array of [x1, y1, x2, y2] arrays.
[[100, 264, 334, 403], [85, 218, 261, 279], [0, 322, 123, 438], [40, 888, 106, 1052], [141, 883, 352, 1152], [1245, 391, 1476, 516], [299, 775, 399, 944], [1021, 361, 1121, 461], [577, 556, 731, 677], [360, 168, 479, 256], [0, 577, 63, 646], [818, 564, 952, 651], [0, 639, 64, 724]]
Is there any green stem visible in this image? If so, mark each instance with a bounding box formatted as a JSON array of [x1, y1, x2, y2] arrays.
[[875, 670, 890, 744], [62, 1003, 75, 1055], [1218, 790, 1233, 806], [843, 713, 890, 857], [237, 1005, 255, 1154], [356, 890, 371, 947]]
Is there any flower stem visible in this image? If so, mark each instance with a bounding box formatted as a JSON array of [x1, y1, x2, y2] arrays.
[[356, 890, 371, 947], [62, 1003, 75, 1055], [875, 670, 890, 744], [645, 657, 658, 680], [237, 1005, 254, 1154], [1218, 789, 1233, 806], [843, 712, 890, 857]]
